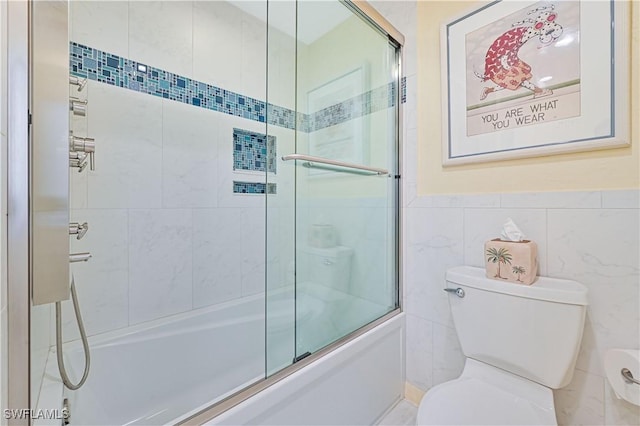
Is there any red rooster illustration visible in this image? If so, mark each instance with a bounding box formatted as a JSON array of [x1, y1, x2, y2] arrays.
[[477, 5, 563, 101]]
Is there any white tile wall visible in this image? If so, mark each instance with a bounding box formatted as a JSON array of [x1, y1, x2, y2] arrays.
[[404, 207, 463, 328], [67, 1, 277, 336], [431, 322, 465, 385], [162, 101, 219, 208], [602, 190, 640, 209], [548, 209, 640, 379], [405, 314, 433, 390], [87, 81, 163, 209], [69, 80, 274, 332], [241, 207, 267, 297], [554, 368, 606, 425], [500, 191, 602, 209], [241, 9, 267, 101], [70, 1, 129, 58], [70, 0, 270, 100], [129, 209, 193, 324], [403, 190, 640, 426], [64, 209, 129, 341], [192, 1, 244, 95], [192, 209, 244, 308], [129, 1, 193, 76]]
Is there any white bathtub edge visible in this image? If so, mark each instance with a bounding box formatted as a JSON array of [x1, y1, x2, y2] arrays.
[[205, 312, 406, 425]]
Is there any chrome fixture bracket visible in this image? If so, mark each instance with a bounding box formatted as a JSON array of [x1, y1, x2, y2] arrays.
[[622, 368, 640, 385]]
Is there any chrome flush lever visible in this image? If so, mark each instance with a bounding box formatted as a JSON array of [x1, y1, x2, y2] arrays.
[[69, 222, 89, 240], [621, 368, 640, 385], [444, 287, 465, 298]]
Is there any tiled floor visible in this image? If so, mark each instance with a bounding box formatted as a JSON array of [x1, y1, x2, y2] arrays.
[[377, 399, 418, 426]]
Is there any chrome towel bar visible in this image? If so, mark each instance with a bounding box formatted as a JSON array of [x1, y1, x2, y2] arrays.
[[281, 154, 388, 176]]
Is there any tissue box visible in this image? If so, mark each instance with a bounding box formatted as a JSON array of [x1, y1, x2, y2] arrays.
[[484, 239, 538, 285]]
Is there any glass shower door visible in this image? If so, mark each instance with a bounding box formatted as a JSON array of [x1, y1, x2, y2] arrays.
[[291, 1, 400, 357]]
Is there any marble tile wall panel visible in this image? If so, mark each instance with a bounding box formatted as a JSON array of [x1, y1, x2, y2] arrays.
[[128, 209, 193, 324]]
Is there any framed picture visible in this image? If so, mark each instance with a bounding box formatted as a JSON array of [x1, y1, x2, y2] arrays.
[[441, 0, 630, 165], [307, 66, 367, 175]]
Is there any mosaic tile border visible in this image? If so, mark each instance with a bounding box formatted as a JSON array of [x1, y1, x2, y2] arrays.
[[401, 76, 407, 104], [309, 82, 397, 132], [233, 181, 277, 195], [70, 42, 296, 129], [233, 128, 277, 174], [69, 42, 401, 133]]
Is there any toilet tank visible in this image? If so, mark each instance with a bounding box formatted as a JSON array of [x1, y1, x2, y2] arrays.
[[446, 266, 588, 389], [298, 246, 353, 292]]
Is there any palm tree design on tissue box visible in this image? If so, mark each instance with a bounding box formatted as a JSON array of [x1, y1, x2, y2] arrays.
[[512, 265, 526, 282], [486, 247, 513, 279]]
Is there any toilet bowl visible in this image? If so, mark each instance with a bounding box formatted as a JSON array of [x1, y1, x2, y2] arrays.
[[417, 266, 588, 425], [418, 359, 556, 425]]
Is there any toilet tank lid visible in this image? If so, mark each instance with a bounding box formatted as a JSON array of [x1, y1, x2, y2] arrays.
[[446, 266, 588, 306]]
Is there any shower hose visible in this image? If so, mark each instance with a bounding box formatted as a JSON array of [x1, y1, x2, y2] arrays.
[[55, 275, 91, 390]]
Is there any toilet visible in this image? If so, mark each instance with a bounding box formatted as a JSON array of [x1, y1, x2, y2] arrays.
[[298, 245, 353, 293], [417, 266, 588, 425]]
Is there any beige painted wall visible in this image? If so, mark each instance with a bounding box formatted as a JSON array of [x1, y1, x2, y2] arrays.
[[417, 1, 639, 195]]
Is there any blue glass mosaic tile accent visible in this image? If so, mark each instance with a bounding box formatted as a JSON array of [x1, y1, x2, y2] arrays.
[[233, 181, 277, 195], [267, 104, 297, 130], [401, 76, 407, 104], [69, 42, 396, 134], [309, 82, 397, 132], [70, 42, 293, 128], [233, 128, 276, 173]]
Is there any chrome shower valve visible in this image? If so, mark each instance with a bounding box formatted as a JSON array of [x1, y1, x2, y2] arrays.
[[69, 222, 89, 240], [70, 97, 88, 116], [69, 134, 95, 171], [69, 75, 87, 92]]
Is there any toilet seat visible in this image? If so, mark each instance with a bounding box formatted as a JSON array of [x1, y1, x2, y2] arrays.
[[417, 359, 557, 426]]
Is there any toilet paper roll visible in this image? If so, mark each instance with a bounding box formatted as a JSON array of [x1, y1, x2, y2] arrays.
[[604, 349, 640, 406]]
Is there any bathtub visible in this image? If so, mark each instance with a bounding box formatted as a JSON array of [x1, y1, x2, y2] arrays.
[[38, 287, 403, 425]]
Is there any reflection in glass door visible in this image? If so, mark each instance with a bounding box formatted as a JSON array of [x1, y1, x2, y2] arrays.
[[272, 0, 400, 360]]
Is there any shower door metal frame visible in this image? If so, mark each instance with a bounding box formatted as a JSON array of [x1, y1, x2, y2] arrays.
[[182, 1, 404, 423], [6, 0, 31, 423], [6, 0, 71, 420]]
